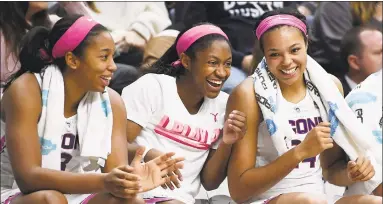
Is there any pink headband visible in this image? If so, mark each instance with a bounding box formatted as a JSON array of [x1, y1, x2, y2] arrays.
[[255, 14, 307, 40], [172, 25, 229, 67], [52, 16, 99, 59]]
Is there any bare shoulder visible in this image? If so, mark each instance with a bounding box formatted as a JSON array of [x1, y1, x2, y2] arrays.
[[2, 73, 42, 119], [107, 87, 125, 112], [229, 77, 256, 104], [227, 77, 260, 121]]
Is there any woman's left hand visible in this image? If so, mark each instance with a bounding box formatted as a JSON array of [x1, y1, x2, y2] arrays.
[[130, 146, 184, 192], [223, 110, 247, 145], [347, 156, 375, 182]]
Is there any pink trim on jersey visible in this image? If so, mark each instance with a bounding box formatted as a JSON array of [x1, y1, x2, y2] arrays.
[[263, 194, 283, 203], [154, 115, 221, 150], [81, 193, 97, 204], [4, 192, 21, 204], [144, 197, 173, 204], [1, 136, 6, 152]]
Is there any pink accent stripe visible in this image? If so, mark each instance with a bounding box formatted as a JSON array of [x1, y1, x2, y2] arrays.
[[52, 16, 98, 58], [4, 192, 21, 204], [154, 126, 210, 150], [263, 194, 283, 204], [144, 197, 173, 204], [81, 193, 97, 204], [1, 136, 6, 151], [255, 14, 307, 39]]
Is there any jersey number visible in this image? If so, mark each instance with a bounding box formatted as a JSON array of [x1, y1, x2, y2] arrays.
[[291, 139, 316, 168], [61, 133, 78, 171]]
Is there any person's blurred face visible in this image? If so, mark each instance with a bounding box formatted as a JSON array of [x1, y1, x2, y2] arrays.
[[358, 30, 382, 77], [27, 2, 48, 15]]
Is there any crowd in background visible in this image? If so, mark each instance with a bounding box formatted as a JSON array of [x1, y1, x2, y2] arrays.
[[1, 1, 381, 95]]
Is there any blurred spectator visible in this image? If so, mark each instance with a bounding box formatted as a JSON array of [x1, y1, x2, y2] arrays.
[[297, 2, 318, 26], [140, 29, 179, 73], [86, 2, 172, 67], [1, 2, 99, 91], [1, 2, 142, 95], [297, 2, 317, 16], [309, 2, 382, 78], [0, 2, 50, 91], [47, 2, 142, 94], [170, 2, 307, 93], [339, 26, 382, 96], [48, 2, 96, 20]]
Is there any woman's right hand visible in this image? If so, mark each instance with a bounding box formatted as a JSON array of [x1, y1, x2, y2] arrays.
[[103, 165, 143, 199], [296, 122, 334, 160]]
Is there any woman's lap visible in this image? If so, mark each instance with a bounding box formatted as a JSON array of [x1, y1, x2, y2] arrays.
[[1, 188, 93, 204]]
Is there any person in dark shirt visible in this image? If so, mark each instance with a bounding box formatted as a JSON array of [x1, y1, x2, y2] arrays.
[[309, 2, 382, 78], [339, 26, 382, 97]]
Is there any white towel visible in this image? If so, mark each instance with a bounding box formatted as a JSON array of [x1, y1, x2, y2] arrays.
[[343, 70, 382, 195], [37, 65, 113, 171], [252, 55, 382, 194]]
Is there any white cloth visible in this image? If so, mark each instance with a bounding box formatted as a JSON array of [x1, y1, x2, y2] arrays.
[[121, 74, 228, 204], [249, 89, 325, 202], [252, 56, 382, 195], [1, 115, 95, 204], [37, 65, 113, 172], [344, 70, 382, 195]]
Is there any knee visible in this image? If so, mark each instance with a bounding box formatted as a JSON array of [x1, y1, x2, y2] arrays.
[[40, 190, 67, 204], [296, 193, 328, 204]]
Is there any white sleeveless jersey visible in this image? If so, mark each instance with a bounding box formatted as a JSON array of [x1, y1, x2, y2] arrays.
[[250, 89, 325, 201], [121, 74, 228, 204], [1, 114, 95, 203], [60, 115, 84, 172], [1, 115, 82, 185]]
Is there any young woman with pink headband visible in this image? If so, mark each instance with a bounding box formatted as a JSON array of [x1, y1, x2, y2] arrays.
[[0, 15, 183, 204], [121, 23, 247, 203], [226, 8, 380, 204]]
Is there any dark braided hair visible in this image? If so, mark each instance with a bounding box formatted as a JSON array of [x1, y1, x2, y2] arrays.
[[3, 15, 108, 91]]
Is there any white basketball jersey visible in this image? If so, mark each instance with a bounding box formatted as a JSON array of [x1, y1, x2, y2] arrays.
[[252, 89, 325, 201], [60, 115, 84, 172], [122, 74, 228, 204], [1, 114, 93, 203]]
